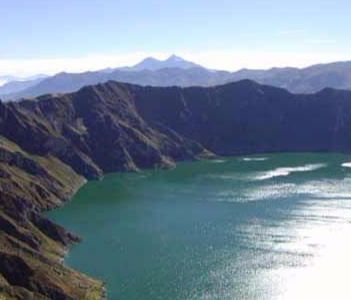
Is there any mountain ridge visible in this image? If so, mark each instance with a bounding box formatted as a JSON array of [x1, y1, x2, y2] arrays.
[[2, 58, 351, 101]]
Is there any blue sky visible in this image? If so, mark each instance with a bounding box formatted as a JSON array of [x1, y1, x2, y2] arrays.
[[1, 0, 350, 76]]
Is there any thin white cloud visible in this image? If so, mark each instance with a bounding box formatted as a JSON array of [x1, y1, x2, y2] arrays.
[[278, 29, 307, 36], [305, 39, 337, 45], [0, 50, 349, 77]]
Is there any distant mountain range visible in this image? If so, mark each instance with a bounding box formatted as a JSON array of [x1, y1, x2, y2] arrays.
[[0, 74, 48, 97], [0, 74, 47, 86], [0, 76, 48, 95], [0, 75, 18, 86], [1, 55, 351, 100]]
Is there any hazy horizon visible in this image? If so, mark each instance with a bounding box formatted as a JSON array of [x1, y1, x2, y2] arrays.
[[1, 53, 351, 79], [1, 0, 350, 77]]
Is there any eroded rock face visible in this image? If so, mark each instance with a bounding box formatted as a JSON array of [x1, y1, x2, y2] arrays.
[[0, 252, 75, 300], [0, 252, 35, 288], [31, 213, 81, 246], [0, 137, 100, 300], [0, 83, 212, 179], [132, 81, 351, 155], [1, 80, 351, 299]]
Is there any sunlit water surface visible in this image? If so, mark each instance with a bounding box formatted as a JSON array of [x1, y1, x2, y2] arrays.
[[47, 153, 351, 300]]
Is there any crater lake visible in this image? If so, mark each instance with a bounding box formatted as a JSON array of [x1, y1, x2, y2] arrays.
[[47, 153, 351, 300]]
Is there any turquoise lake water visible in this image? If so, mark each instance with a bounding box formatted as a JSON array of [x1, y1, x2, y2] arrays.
[[47, 153, 351, 300]]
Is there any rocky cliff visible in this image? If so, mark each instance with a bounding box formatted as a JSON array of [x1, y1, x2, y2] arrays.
[[1, 80, 351, 299]]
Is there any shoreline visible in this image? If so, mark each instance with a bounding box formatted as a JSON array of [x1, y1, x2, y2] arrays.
[[46, 177, 107, 300]]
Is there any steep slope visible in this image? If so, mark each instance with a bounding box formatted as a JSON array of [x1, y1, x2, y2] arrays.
[[1, 80, 351, 299], [0, 136, 102, 300], [132, 80, 351, 154], [0, 83, 211, 177]]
